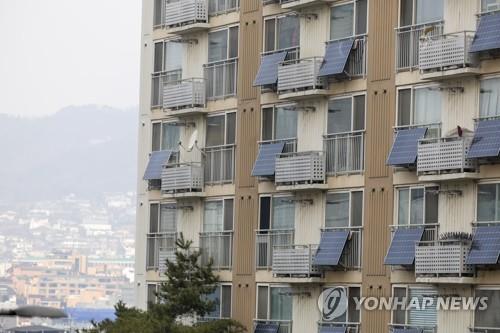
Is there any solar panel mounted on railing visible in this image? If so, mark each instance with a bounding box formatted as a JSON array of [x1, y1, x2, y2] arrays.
[[251, 142, 285, 177], [253, 51, 288, 86], [143, 150, 173, 180], [254, 323, 280, 333], [318, 38, 354, 77], [466, 225, 500, 265], [387, 128, 427, 166], [467, 119, 500, 159], [470, 12, 500, 53], [313, 230, 349, 266], [384, 227, 425, 265], [319, 326, 347, 333]]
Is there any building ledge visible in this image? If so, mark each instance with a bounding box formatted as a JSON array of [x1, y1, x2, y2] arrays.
[[162, 191, 206, 199], [281, 0, 328, 9], [420, 67, 480, 81], [165, 107, 206, 117], [278, 89, 328, 101], [418, 172, 480, 182], [275, 183, 328, 192], [416, 276, 476, 284], [270, 276, 323, 284], [166, 23, 210, 35]]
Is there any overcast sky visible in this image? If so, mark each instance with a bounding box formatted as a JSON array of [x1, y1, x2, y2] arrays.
[[0, 0, 141, 117]]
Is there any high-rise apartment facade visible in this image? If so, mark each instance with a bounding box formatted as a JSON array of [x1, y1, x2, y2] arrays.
[[136, 0, 500, 332]]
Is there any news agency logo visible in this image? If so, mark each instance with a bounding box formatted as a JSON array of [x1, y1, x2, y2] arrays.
[[318, 287, 348, 320]]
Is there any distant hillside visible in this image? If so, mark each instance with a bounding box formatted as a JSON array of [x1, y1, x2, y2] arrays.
[[0, 105, 138, 202]]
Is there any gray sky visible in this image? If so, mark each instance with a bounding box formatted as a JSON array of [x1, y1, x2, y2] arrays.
[[0, 0, 141, 117]]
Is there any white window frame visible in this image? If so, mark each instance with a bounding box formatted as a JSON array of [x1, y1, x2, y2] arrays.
[[147, 283, 160, 305], [207, 24, 240, 64], [205, 111, 237, 147], [255, 283, 292, 320], [321, 284, 362, 324], [260, 104, 298, 141], [151, 120, 181, 152], [263, 15, 300, 53], [394, 185, 439, 226], [149, 201, 178, 234], [202, 197, 235, 232], [397, 0, 444, 27], [329, 1, 361, 41], [391, 284, 438, 326], [475, 181, 500, 223], [395, 84, 442, 128], [258, 194, 296, 231], [206, 283, 233, 319], [479, 75, 500, 119], [327, 93, 367, 135], [324, 190, 364, 229]]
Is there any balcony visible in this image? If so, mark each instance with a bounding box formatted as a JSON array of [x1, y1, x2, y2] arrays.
[[396, 21, 444, 72], [324, 131, 365, 176], [272, 244, 320, 277], [199, 231, 232, 270], [275, 151, 326, 190], [277, 57, 327, 100], [319, 323, 360, 333], [164, 0, 209, 34], [279, 0, 327, 9], [419, 31, 479, 80], [204, 58, 238, 101], [389, 325, 436, 333], [146, 232, 177, 271], [417, 136, 478, 181], [254, 320, 292, 333], [415, 239, 474, 283], [161, 162, 205, 197], [330, 227, 363, 269], [202, 144, 235, 185], [256, 229, 294, 269], [163, 78, 206, 116]]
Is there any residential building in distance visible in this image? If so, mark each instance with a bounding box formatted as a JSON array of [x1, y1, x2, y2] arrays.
[[136, 0, 500, 332]]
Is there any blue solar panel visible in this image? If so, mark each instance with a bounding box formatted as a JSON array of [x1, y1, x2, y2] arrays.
[[392, 329, 423, 333], [387, 128, 427, 166], [466, 226, 500, 265], [254, 323, 279, 333], [313, 230, 350, 266], [143, 150, 172, 180], [467, 119, 500, 159], [253, 51, 288, 86], [319, 326, 347, 333], [470, 12, 500, 53], [318, 39, 354, 77], [384, 227, 425, 265], [251, 142, 285, 177]]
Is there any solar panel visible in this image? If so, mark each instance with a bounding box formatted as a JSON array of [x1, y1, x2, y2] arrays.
[[143, 150, 172, 180], [467, 119, 500, 159], [254, 323, 280, 333], [392, 328, 423, 333], [387, 128, 427, 166], [251, 142, 285, 177], [384, 227, 425, 266], [318, 39, 354, 77], [253, 51, 288, 86], [466, 225, 500, 265], [313, 230, 350, 266], [319, 326, 347, 333], [470, 12, 500, 53]]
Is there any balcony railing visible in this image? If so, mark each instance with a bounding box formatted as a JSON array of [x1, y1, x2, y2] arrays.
[[256, 229, 294, 269], [415, 239, 474, 277], [325, 226, 363, 269], [262, 46, 300, 62], [199, 231, 233, 270], [254, 320, 292, 333], [208, 0, 239, 15], [319, 323, 360, 333], [161, 162, 204, 194], [164, 0, 208, 28], [327, 34, 367, 78], [394, 123, 442, 139], [152, 70, 182, 108], [275, 151, 325, 186], [146, 232, 177, 270], [391, 224, 440, 243], [202, 144, 235, 185], [323, 131, 365, 176], [277, 57, 326, 93], [389, 324, 436, 333], [396, 21, 444, 71], [417, 136, 476, 175], [163, 78, 206, 110], [204, 58, 238, 100], [259, 138, 297, 155], [272, 244, 319, 277], [419, 31, 476, 72]]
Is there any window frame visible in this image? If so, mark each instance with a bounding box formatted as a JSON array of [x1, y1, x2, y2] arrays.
[[479, 76, 500, 120], [395, 84, 442, 129], [206, 283, 233, 319], [258, 194, 296, 231], [205, 111, 237, 148], [473, 286, 500, 329], [202, 197, 234, 232], [255, 284, 293, 321], [398, 0, 444, 27], [149, 201, 178, 234], [263, 15, 300, 53], [327, 93, 367, 135], [260, 104, 299, 142], [329, 0, 368, 41], [476, 181, 500, 223], [320, 285, 362, 324], [151, 120, 181, 152], [394, 185, 439, 226], [325, 189, 364, 229], [207, 25, 240, 64], [391, 284, 438, 326]]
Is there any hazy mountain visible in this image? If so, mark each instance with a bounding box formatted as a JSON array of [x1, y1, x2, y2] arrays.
[[0, 105, 138, 202]]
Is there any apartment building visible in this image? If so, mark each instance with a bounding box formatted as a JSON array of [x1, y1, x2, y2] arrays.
[[136, 0, 500, 332]]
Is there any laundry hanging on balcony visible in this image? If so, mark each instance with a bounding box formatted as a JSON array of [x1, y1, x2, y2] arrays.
[[313, 230, 350, 267], [384, 227, 425, 266], [143, 150, 173, 180], [251, 142, 286, 177], [466, 225, 500, 265], [470, 12, 500, 53], [253, 51, 288, 86], [387, 128, 427, 166], [318, 38, 354, 77], [467, 119, 500, 159]]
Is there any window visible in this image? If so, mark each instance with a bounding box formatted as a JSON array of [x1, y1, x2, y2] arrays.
[[259, 196, 295, 231], [480, 78, 500, 119], [203, 199, 234, 232], [147, 284, 158, 307], [477, 184, 500, 222], [153, 0, 164, 27], [327, 96, 365, 134], [152, 41, 183, 107], [397, 186, 438, 226], [206, 112, 236, 147], [152, 122, 180, 152], [264, 16, 300, 53], [256, 285, 293, 321], [392, 286, 437, 327], [475, 289, 500, 329], [330, 0, 367, 40], [208, 0, 239, 15], [397, 86, 441, 135], [205, 284, 232, 319], [481, 0, 500, 13], [326, 191, 363, 228], [320, 286, 360, 323], [147, 203, 177, 269], [208, 27, 239, 63], [399, 0, 444, 26], [261, 106, 298, 141]]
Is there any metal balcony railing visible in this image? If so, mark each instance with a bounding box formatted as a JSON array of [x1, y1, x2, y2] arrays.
[[323, 131, 365, 176], [415, 239, 474, 277], [152, 69, 182, 108], [146, 232, 177, 270], [208, 0, 239, 15], [161, 162, 204, 194], [254, 320, 292, 333], [396, 21, 444, 71], [327, 34, 368, 78], [272, 244, 319, 277], [202, 144, 235, 185], [419, 31, 476, 72], [259, 138, 297, 155], [389, 324, 436, 333], [262, 47, 300, 62], [319, 323, 360, 333], [199, 231, 233, 270], [324, 227, 363, 269], [417, 136, 476, 175], [394, 123, 442, 139], [164, 0, 208, 28], [204, 58, 238, 100], [275, 151, 325, 186], [163, 78, 206, 110], [391, 224, 440, 243], [277, 57, 326, 93], [256, 229, 294, 269]]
